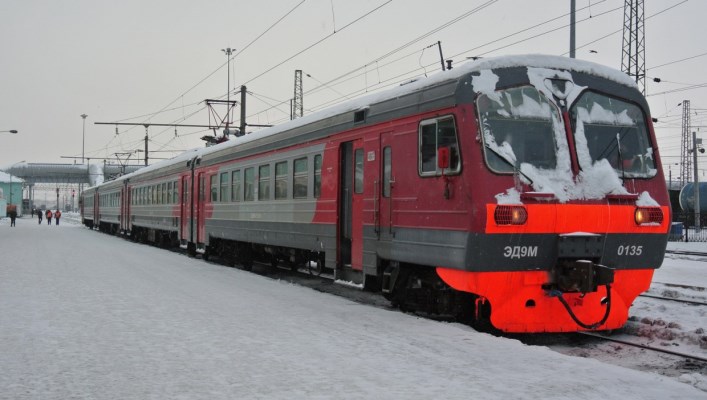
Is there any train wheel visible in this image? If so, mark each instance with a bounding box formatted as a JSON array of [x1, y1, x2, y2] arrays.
[[308, 262, 323, 276], [187, 243, 197, 257]]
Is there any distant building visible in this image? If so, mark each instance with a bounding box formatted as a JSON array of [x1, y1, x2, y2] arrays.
[[0, 171, 24, 217]]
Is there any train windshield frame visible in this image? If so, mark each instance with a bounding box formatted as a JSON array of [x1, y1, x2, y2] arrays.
[[570, 91, 657, 179], [477, 85, 562, 174]]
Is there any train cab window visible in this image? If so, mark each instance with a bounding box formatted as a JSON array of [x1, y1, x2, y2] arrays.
[[244, 167, 255, 201], [293, 157, 308, 199], [231, 170, 241, 202], [383, 147, 392, 197], [570, 91, 656, 178], [275, 161, 288, 200], [477, 86, 560, 173], [210, 174, 218, 202], [220, 172, 229, 202], [259, 165, 271, 201], [419, 116, 460, 176], [314, 155, 322, 198], [354, 149, 364, 194]]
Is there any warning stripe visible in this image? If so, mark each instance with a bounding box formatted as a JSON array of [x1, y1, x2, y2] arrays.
[[485, 204, 670, 234]]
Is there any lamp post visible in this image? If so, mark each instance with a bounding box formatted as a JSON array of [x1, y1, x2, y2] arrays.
[[221, 47, 235, 135], [81, 114, 88, 164]]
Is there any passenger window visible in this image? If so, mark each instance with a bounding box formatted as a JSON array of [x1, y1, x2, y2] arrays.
[[220, 172, 229, 202], [275, 161, 288, 200], [244, 167, 255, 201], [314, 155, 322, 198], [210, 174, 218, 202], [383, 147, 392, 197], [259, 165, 271, 200], [354, 149, 364, 194], [293, 157, 308, 199], [231, 170, 241, 202], [419, 116, 460, 176]]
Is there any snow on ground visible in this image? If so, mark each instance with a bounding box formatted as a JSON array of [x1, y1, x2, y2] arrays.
[[0, 216, 704, 399]]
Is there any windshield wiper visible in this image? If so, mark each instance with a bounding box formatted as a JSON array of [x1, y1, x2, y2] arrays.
[[485, 144, 534, 185]]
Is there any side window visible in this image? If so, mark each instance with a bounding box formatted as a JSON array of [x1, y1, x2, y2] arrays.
[[419, 116, 460, 176], [162, 183, 167, 204], [231, 170, 241, 202], [383, 147, 392, 197], [244, 167, 255, 201], [259, 164, 271, 200], [275, 161, 288, 200], [220, 172, 229, 202], [210, 174, 218, 202], [157, 184, 162, 205], [173, 181, 178, 204], [314, 155, 322, 199], [167, 182, 172, 204], [293, 157, 308, 199], [354, 149, 364, 194]]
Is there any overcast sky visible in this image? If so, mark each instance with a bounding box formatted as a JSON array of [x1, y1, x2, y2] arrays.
[[1, 0, 705, 178]]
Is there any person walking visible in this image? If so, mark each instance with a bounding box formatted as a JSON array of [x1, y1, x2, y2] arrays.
[[46, 209, 53, 225], [8, 208, 17, 227], [55, 210, 62, 225], [38, 209, 43, 224]]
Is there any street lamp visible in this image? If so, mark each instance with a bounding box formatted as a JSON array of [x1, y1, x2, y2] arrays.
[[1, 130, 18, 134], [81, 114, 88, 164]]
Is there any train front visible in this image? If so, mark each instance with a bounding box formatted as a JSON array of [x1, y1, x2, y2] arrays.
[[437, 57, 670, 333]]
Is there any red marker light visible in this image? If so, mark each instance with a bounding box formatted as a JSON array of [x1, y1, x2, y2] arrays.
[[494, 205, 528, 225], [634, 207, 663, 225]]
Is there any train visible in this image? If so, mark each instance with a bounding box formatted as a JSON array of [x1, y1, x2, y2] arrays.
[[81, 54, 670, 333]]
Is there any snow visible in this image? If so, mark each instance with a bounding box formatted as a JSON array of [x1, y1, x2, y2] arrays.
[[0, 215, 704, 399], [489, 62, 657, 204]]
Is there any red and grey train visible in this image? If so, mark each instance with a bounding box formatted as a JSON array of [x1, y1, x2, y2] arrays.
[[81, 55, 670, 333]]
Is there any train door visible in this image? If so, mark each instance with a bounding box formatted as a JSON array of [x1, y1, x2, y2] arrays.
[[378, 132, 395, 239], [195, 172, 207, 247], [121, 183, 130, 234], [93, 191, 99, 228], [180, 175, 190, 246], [339, 140, 364, 270]]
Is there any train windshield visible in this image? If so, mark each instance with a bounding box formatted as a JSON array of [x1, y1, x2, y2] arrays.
[[477, 86, 561, 173], [570, 91, 656, 178]]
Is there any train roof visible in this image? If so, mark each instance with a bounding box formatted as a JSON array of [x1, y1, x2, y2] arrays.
[[111, 54, 638, 185]]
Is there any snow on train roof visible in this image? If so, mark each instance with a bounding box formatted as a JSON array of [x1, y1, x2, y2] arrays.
[[116, 54, 636, 183]]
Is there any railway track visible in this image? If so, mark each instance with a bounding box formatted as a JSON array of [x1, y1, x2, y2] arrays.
[[638, 293, 707, 306], [665, 249, 707, 258], [578, 331, 707, 364]]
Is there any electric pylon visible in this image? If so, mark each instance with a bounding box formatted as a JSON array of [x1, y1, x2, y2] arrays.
[[621, 0, 645, 94], [293, 70, 303, 119]]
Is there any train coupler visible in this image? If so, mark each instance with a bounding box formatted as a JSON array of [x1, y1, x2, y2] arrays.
[[547, 260, 614, 294]]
